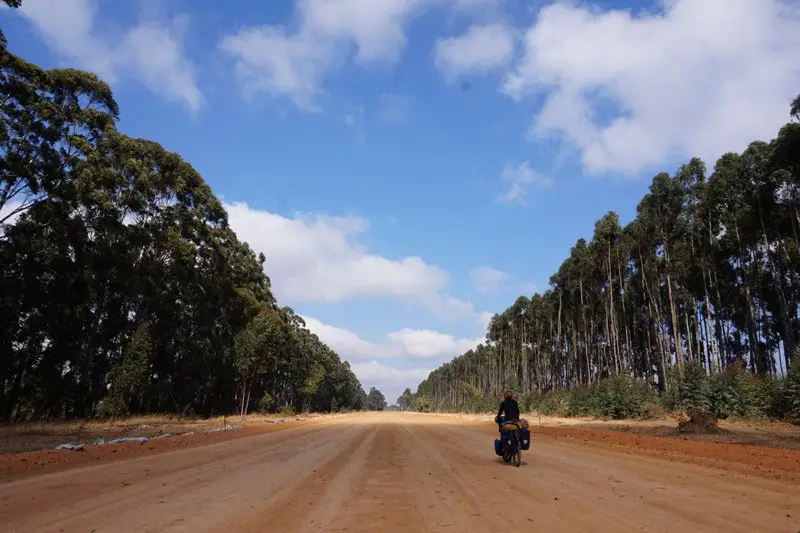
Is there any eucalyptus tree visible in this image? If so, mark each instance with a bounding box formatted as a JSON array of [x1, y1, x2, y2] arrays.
[[0, 34, 365, 420], [412, 93, 800, 414]]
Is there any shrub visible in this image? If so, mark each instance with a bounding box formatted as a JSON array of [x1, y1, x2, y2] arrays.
[[778, 357, 800, 423], [708, 363, 771, 419], [536, 390, 569, 416], [258, 394, 274, 414], [588, 374, 653, 419], [674, 362, 712, 412], [565, 386, 592, 417], [277, 405, 296, 416]]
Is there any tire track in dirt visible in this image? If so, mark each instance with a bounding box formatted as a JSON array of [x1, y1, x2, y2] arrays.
[[2, 422, 366, 533], [419, 419, 799, 532], [2, 413, 799, 532], [1, 423, 328, 529], [323, 422, 423, 532], [236, 421, 379, 532]]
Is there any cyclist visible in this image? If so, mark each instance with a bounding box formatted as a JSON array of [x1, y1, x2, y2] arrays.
[[494, 387, 520, 432]]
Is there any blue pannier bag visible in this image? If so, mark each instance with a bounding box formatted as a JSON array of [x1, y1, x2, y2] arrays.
[[494, 438, 503, 456], [519, 428, 531, 450]]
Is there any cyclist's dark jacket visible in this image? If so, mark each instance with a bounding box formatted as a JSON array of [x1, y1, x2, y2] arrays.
[[497, 397, 520, 421]]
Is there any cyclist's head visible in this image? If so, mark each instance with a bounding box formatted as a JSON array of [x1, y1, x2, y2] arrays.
[[503, 389, 512, 399]]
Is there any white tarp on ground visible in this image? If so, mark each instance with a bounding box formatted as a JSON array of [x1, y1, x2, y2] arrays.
[[54, 425, 243, 451]]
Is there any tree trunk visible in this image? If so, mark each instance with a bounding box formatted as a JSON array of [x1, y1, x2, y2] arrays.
[[664, 244, 684, 371]]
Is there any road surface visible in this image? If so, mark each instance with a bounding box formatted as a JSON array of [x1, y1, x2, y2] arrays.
[[1, 412, 797, 532]]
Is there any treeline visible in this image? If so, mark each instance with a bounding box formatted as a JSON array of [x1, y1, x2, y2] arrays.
[[365, 387, 387, 411], [0, 24, 367, 421], [410, 93, 800, 422]]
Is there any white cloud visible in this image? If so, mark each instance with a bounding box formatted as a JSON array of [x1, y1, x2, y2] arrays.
[[387, 328, 482, 358], [301, 316, 381, 361], [220, 0, 424, 109], [503, 0, 800, 175], [301, 315, 483, 361], [299, 316, 485, 403], [16, 0, 202, 112], [225, 202, 480, 321], [434, 23, 515, 81], [117, 19, 204, 113], [349, 360, 431, 401], [470, 266, 507, 294], [497, 161, 553, 204]]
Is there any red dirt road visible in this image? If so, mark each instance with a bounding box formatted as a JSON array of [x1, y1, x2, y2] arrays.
[[1, 412, 798, 532]]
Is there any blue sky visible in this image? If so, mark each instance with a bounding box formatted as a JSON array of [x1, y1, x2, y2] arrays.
[[3, 0, 799, 402]]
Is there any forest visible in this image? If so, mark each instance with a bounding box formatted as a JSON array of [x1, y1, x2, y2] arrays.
[[0, 19, 375, 421], [410, 94, 800, 422]]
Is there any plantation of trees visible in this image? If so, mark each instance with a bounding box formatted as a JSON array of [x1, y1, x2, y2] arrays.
[[0, 25, 369, 421], [410, 95, 800, 422]]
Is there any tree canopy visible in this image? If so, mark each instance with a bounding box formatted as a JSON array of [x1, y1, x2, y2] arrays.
[[0, 32, 366, 421], [411, 93, 800, 421], [365, 387, 387, 411]]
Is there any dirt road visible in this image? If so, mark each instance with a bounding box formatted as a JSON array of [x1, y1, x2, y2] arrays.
[[1, 412, 798, 532]]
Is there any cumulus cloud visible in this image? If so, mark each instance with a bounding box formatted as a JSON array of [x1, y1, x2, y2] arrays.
[[434, 23, 515, 81], [220, 0, 424, 109], [225, 202, 480, 321], [503, 0, 800, 175], [349, 360, 432, 402], [470, 266, 507, 294], [300, 316, 485, 404], [497, 161, 553, 204], [301, 315, 483, 361], [301, 316, 381, 361], [16, 0, 203, 112], [386, 328, 483, 358], [219, 0, 513, 108]]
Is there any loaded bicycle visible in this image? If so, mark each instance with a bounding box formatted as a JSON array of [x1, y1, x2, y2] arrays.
[[493, 416, 530, 467]]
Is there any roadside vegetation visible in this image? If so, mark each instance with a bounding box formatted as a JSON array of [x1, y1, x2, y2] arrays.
[[0, 15, 389, 422], [409, 92, 800, 424]]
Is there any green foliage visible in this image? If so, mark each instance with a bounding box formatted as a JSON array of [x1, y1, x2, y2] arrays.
[[673, 363, 713, 412], [708, 363, 772, 419], [0, 35, 365, 421], [589, 374, 655, 419], [365, 387, 387, 411], [411, 92, 800, 425], [258, 394, 274, 414], [536, 390, 569, 416], [410, 394, 432, 413], [277, 405, 296, 417], [777, 357, 800, 423], [98, 324, 153, 418]]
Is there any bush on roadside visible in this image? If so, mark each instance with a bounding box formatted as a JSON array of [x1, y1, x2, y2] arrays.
[[669, 362, 712, 412], [536, 389, 569, 416], [708, 362, 772, 419], [776, 355, 800, 423], [413, 356, 800, 425], [277, 405, 296, 416], [589, 374, 654, 419], [258, 394, 274, 414]]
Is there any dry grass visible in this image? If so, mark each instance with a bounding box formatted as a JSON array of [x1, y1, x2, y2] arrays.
[[0, 412, 329, 454], [416, 411, 800, 450]]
